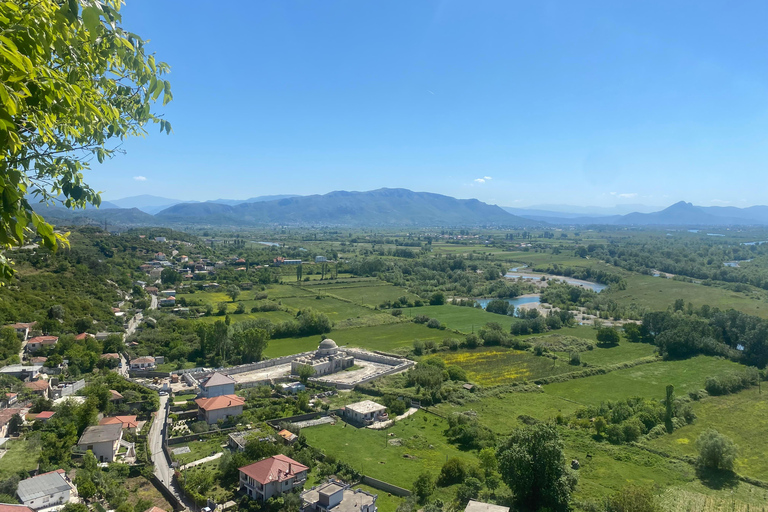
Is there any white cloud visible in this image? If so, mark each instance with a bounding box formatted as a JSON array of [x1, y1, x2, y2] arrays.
[[617, 193, 637, 199], [474, 178, 486, 184], [483, 176, 492, 180], [133, 176, 147, 182]]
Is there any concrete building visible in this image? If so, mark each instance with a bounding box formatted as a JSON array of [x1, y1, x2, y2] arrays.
[[78, 423, 123, 462], [300, 480, 377, 512], [199, 372, 236, 398], [291, 339, 354, 378], [239, 455, 308, 501], [195, 394, 245, 424], [464, 501, 510, 512], [0, 365, 41, 381], [343, 400, 388, 426], [16, 469, 74, 510], [314, 256, 327, 263], [281, 382, 305, 394], [4, 322, 36, 341]]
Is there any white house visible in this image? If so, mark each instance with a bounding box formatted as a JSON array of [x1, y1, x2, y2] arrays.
[[300, 480, 377, 512], [25, 336, 58, 353], [199, 372, 236, 398], [16, 469, 74, 509], [130, 356, 156, 370], [239, 455, 308, 501], [343, 400, 388, 425], [195, 394, 245, 424], [77, 423, 123, 462]]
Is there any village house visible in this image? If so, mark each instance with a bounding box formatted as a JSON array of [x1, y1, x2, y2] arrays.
[[145, 286, 159, 295], [32, 411, 55, 423], [77, 423, 123, 462], [99, 415, 141, 432], [343, 400, 388, 426], [158, 296, 176, 307], [300, 480, 377, 512], [23, 379, 51, 399], [0, 505, 34, 512], [109, 390, 124, 403], [5, 392, 17, 406], [199, 372, 236, 398], [281, 382, 305, 394], [130, 356, 156, 370], [25, 336, 58, 353], [239, 455, 308, 501], [195, 394, 245, 424], [16, 469, 74, 510], [0, 365, 41, 381], [4, 322, 36, 341], [0, 408, 23, 437]]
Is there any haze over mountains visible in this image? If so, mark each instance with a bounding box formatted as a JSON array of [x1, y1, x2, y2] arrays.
[[34, 189, 768, 228]]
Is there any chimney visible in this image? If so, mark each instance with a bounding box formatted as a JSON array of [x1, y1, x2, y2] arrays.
[[288, 462, 292, 475]]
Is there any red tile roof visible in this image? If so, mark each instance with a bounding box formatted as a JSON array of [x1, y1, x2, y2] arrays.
[[99, 415, 139, 429], [27, 336, 58, 345], [0, 408, 23, 427], [101, 353, 120, 359], [75, 332, 95, 340], [109, 389, 124, 401], [24, 380, 49, 391], [35, 411, 55, 420], [239, 454, 308, 485], [195, 394, 245, 412], [0, 505, 35, 512]]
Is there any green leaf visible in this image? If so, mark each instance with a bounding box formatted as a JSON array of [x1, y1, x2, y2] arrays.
[[82, 7, 102, 41]]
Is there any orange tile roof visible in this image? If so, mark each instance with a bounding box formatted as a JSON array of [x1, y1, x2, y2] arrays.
[[195, 394, 245, 412], [24, 380, 49, 391], [239, 454, 308, 485], [99, 415, 139, 429]]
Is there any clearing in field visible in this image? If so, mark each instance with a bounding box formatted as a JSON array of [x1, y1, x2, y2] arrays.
[[544, 356, 744, 405], [647, 387, 768, 481], [439, 347, 575, 386]]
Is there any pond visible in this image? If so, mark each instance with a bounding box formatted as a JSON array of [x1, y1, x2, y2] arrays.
[[475, 295, 541, 313]]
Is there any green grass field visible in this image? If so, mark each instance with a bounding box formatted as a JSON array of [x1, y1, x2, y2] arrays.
[[263, 321, 447, 358], [353, 484, 404, 512], [647, 387, 768, 481], [433, 391, 581, 434], [555, 341, 658, 367], [302, 411, 474, 490], [607, 274, 768, 319], [544, 356, 743, 405], [439, 347, 576, 386], [196, 309, 296, 324], [309, 282, 418, 307], [413, 304, 518, 333], [279, 295, 376, 321], [0, 439, 40, 479]]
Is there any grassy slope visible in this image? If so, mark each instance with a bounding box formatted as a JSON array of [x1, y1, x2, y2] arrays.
[[544, 356, 743, 405]]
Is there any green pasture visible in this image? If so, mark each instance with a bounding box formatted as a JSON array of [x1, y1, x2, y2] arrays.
[[279, 295, 375, 321], [263, 321, 447, 358], [647, 387, 768, 481], [170, 436, 226, 465], [413, 304, 518, 334], [302, 411, 474, 489], [544, 356, 743, 405], [0, 439, 39, 479], [313, 283, 419, 307], [554, 341, 658, 367]]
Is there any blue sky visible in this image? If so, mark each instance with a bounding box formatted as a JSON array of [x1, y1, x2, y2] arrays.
[[94, 1, 768, 207]]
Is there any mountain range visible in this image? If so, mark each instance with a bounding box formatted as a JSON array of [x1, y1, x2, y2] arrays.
[[32, 190, 768, 229], [155, 188, 532, 227]]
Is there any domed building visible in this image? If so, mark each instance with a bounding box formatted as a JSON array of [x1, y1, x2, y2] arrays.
[[291, 338, 354, 378]]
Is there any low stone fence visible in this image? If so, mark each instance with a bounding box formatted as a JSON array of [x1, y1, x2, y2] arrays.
[[129, 370, 171, 379], [360, 475, 411, 497]]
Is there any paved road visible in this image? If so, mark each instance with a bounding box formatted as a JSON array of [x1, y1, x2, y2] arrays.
[[149, 395, 172, 486], [150, 294, 158, 310]]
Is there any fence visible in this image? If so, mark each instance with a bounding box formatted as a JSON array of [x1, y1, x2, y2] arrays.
[[360, 475, 411, 497]]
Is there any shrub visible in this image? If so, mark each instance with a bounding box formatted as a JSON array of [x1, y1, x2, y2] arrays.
[[697, 429, 737, 471], [597, 327, 620, 345], [486, 299, 510, 315], [464, 334, 481, 349], [438, 457, 466, 486], [427, 318, 444, 330], [605, 424, 624, 444], [569, 351, 581, 365]]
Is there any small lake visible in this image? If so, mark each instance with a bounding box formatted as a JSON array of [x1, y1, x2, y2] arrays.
[[475, 295, 541, 313], [509, 265, 529, 272]]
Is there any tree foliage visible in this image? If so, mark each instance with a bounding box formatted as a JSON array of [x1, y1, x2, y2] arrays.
[[496, 423, 576, 511], [0, 0, 171, 280], [696, 429, 738, 471]]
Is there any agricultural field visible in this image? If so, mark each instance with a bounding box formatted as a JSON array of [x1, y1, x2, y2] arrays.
[[647, 387, 768, 481], [414, 304, 518, 333], [196, 309, 296, 324], [433, 391, 581, 433], [544, 356, 743, 405], [439, 347, 576, 386], [310, 282, 418, 307], [279, 295, 376, 321], [263, 321, 447, 358], [553, 340, 658, 367], [302, 411, 474, 491]]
